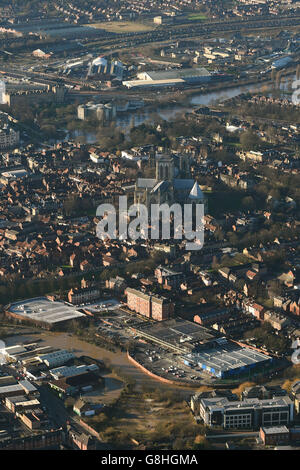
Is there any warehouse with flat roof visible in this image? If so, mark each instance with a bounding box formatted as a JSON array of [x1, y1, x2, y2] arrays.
[[6, 297, 86, 329], [123, 78, 185, 89], [137, 67, 211, 82], [123, 67, 211, 89], [183, 338, 273, 379]]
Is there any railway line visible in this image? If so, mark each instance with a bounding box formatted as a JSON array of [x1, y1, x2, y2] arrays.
[[85, 14, 300, 51]]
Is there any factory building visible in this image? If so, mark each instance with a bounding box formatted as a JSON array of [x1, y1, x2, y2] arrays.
[[137, 67, 211, 83], [49, 364, 99, 380], [260, 426, 290, 446], [88, 57, 124, 80]]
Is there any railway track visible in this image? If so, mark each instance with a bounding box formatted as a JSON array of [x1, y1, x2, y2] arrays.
[[85, 14, 300, 51]]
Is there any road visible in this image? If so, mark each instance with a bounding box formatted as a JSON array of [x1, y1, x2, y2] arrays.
[[1, 359, 110, 446]]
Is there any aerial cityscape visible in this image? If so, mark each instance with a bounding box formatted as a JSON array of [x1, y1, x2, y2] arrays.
[[0, 0, 300, 457]]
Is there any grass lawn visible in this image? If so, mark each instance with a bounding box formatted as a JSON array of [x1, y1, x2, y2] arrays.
[[86, 21, 155, 33], [188, 14, 207, 21]]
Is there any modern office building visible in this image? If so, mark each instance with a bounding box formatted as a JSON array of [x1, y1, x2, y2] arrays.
[[193, 395, 294, 429]]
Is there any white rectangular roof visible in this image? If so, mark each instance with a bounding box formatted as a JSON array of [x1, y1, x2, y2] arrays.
[[8, 297, 86, 324]]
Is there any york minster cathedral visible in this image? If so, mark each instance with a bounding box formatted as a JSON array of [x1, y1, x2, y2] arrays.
[[134, 153, 207, 210]]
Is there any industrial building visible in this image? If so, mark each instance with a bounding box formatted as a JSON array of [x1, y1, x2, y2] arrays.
[[260, 426, 290, 446], [88, 57, 125, 80], [3, 345, 27, 360], [123, 78, 185, 89], [49, 371, 101, 398], [183, 338, 273, 379], [5, 396, 40, 414], [49, 363, 99, 380], [0, 380, 38, 399], [0, 429, 63, 450], [0, 384, 25, 399], [123, 67, 211, 89], [37, 349, 75, 368], [137, 68, 211, 82], [6, 297, 86, 329]]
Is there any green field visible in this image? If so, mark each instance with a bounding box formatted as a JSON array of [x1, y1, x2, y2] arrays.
[[86, 21, 155, 33], [188, 14, 207, 21]]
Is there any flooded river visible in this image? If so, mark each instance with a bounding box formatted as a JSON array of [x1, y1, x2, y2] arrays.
[[4, 331, 193, 396], [66, 76, 295, 143]]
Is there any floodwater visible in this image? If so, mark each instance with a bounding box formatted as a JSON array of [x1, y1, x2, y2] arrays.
[[117, 81, 277, 130], [4, 332, 191, 396], [68, 76, 295, 143]]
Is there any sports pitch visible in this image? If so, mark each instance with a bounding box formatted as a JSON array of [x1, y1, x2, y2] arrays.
[[87, 21, 155, 33]]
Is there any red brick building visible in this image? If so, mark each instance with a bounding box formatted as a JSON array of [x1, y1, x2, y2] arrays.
[[260, 426, 290, 446], [126, 288, 174, 321]]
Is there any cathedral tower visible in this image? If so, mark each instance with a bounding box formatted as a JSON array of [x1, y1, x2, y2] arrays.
[[156, 155, 174, 182]]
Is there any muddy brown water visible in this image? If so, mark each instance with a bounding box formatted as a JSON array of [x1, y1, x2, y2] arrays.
[[4, 331, 193, 397]]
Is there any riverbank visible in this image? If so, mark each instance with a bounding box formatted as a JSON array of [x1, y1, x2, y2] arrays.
[[4, 331, 195, 395], [66, 69, 299, 143], [133, 65, 299, 110]]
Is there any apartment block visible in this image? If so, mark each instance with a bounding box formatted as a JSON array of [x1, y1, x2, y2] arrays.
[[126, 288, 174, 321]]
